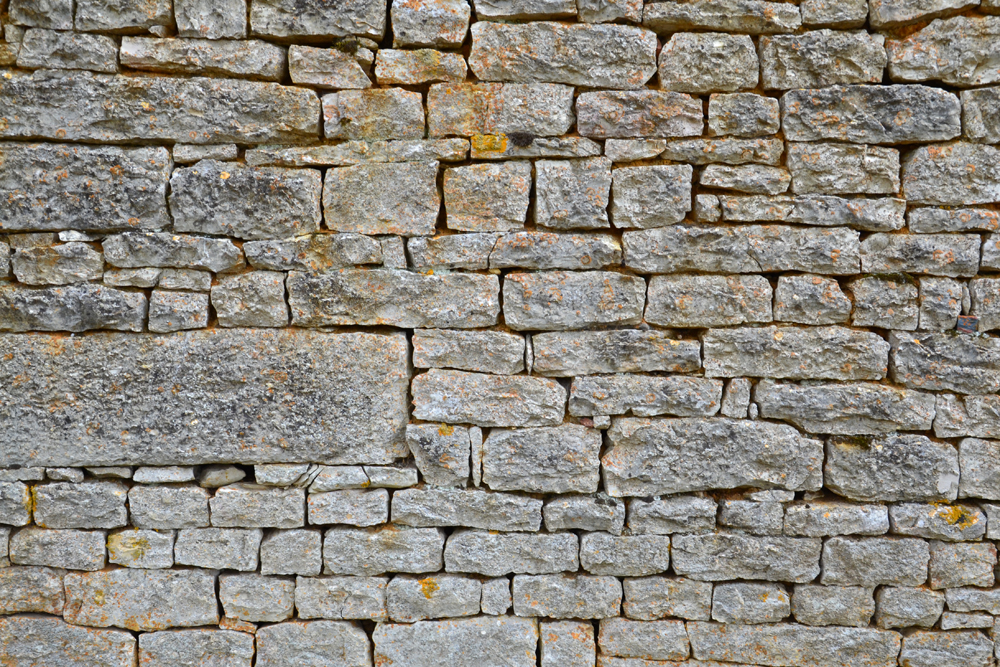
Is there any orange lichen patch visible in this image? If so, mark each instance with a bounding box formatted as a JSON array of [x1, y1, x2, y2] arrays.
[[934, 503, 981, 529], [420, 578, 440, 599]]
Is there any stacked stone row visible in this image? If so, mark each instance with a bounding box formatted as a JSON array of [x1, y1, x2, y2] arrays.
[[4, 0, 1000, 665]]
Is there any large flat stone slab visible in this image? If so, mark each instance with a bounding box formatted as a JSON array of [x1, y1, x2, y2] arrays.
[[0, 330, 410, 466]]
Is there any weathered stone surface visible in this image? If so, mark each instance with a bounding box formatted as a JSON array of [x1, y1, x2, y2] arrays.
[[643, 0, 801, 34], [405, 424, 471, 487], [309, 489, 388, 526], [929, 541, 996, 589], [469, 22, 657, 89], [444, 162, 531, 231], [871, 0, 974, 28], [544, 494, 626, 535], [611, 165, 693, 227], [104, 232, 243, 272], [9, 528, 106, 570], [981, 233, 1000, 270], [249, 0, 385, 39], [578, 0, 641, 22], [374, 617, 538, 667], [532, 330, 701, 376], [761, 30, 885, 90], [622, 577, 712, 621], [428, 83, 575, 138], [244, 234, 380, 272], [570, 375, 722, 418], [8, 0, 74, 30], [513, 574, 621, 618], [659, 32, 757, 93], [708, 93, 780, 138], [474, 0, 575, 19], [148, 290, 209, 333], [887, 16, 1000, 87], [700, 164, 790, 194], [130, 486, 210, 529], [718, 500, 783, 535], [471, 135, 602, 160], [289, 44, 371, 89], [412, 369, 564, 427], [909, 207, 1000, 234], [580, 533, 671, 577], [720, 195, 906, 231], [850, 274, 919, 329], [660, 138, 783, 166], [220, 573, 295, 622], [673, 534, 821, 582], [533, 158, 612, 230], [157, 270, 211, 292], [108, 529, 174, 569], [295, 575, 388, 621], [33, 481, 127, 529], [788, 142, 899, 195], [211, 484, 304, 528], [902, 142, 1000, 205], [0, 69, 320, 144], [1, 330, 410, 466], [261, 529, 322, 576], [64, 569, 218, 631], [0, 481, 31, 525], [703, 326, 889, 380], [826, 434, 959, 502], [247, 139, 467, 167], [288, 270, 498, 328], [409, 233, 497, 271], [876, 587, 943, 629], [211, 271, 288, 328], [687, 622, 901, 667], [802, 0, 867, 27], [598, 618, 688, 660], [175, 0, 247, 38], [324, 162, 439, 236], [900, 630, 994, 667], [139, 629, 255, 667], [120, 37, 285, 80], [0, 566, 64, 615], [645, 274, 770, 329], [890, 331, 1000, 394], [712, 582, 790, 624], [256, 621, 371, 667], [445, 531, 579, 576], [175, 528, 262, 571], [755, 380, 935, 434], [387, 574, 481, 622], [773, 274, 852, 324], [782, 85, 961, 144], [375, 49, 466, 85], [392, 0, 470, 47], [323, 89, 424, 141], [720, 378, 751, 418], [959, 437, 1000, 500], [393, 487, 542, 531], [577, 91, 701, 139], [75, 0, 172, 32], [541, 620, 595, 667], [503, 271, 645, 331], [889, 503, 986, 542], [936, 395, 1000, 439], [962, 87, 1000, 143], [490, 232, 620, 271], [945, 587, 1000, 614], [414, 330, 522, 377], [792, 585, 874, 628], [483, 424, 601, 493], [971, 278, 1000, 331], [16, 28, 118, 72], [0, 616, 137, 667], [604, 417, 822, 496], [628, 496, 717, 535], [324, 527, 445, 575], [174, 143, 239, 163], [822, 536, 929, 586]]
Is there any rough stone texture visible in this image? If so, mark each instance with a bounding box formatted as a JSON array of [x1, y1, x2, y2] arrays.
[[889, 503, 986, 542], [577, 91, 702, 139], [622, 577, 712, 621], [540, 620, 595, 667], [175, 528, 262, 571], [825, 434, 959, 502], [324, 527, 445, 576], [33, 481, 128, 529], [760, 30, 885, 90], [822, 537, 930, 587], [570, 375, 722, 418], [929, 541, 997, 589], [503, 271, 645, 331], [482, 424, 602, 493], [256, 621, 372, 667], [295, 575, 388, 621], [16, 28, 119, 73], [323, 162, 440, 236], [628, 496, 717, 535], [108, 529, 174, 569], [672, 534, 822, 582], [534, 158, 612, 230], [412, 369, 565, 427], [887, 16, 1000, 87], [532, 330, 701, 376], [10, 528, 107, 571], [876, 587, 944, 629], [373, 617, 538, 667], [0, 566, 65, 615], [323, 89, 424, 141], [444, 162, 531, 231], [139, 629, 255, 667], [387, 574, 481, 622], [720, 195, 906, 231], [392, 0, 470, 47], [579, 533, 671, 577], [902, 142, 1000, 206], [119, 37, 285, 81], [659, 32, 758, 94], [290, 45, 372, 89], [791, 585, 874, 628], [0, 616, 137, 667], [788, 142, 900, 195], [545, 494, 625, 535], [428, 83, 575, 138], [773, 275, 852, 324], [712, 582, 790, 624], [643, 0, 802, 34], [445, 531, 579, 576], [612, 165, 693, 228], [890, 332, 1000, 395], [513, 574, 621, 618], [103, 232, 244, 272], [249, 0, 385, 39], [393, 487, 541, 531], [645, 275, 771, 328]]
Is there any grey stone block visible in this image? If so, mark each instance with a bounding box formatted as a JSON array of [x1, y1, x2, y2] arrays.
[[256, 621, 372, 667], [174, 528, 262, 571], [760, 30, 886, 89], [929, 541, 996, 589], [323, 162, 439, 236], [10, 528, 106, 571], [107, 529, 174, 569], [708, 93, 780, 137], [792, 585, 875, 627], [825, 434, 959, 502], [412, 370, 565, 428], [544, 495, 625, 535], [784, 502, 889, 537], [627, 496, 717, 535], [822, 537, 930, 587], [597, 618, 688, 660], [139, 629, 255, 667], [0, 566, 65, 615], [392, 487, 542, 532], [445, 530, 579, 576], [295, 575, 388, 621], [540, 621, 595, 667], [324, 527, 445, 576], [672, 534, 822, 583], [129, 485, 210, 529], [642, 0, 801, 34], [0, 616, 136, 667], [577, 91, 701, 139], [622, 576, 712, 621], [482, 424, 602, 494], [875, 586, 944, 629], [220, 573, 295, 623], [712, 582, 790, 624], [261, 529, 322, 576], [513, 574, 622, 619], [580, 533, 671, 577], [308, 489, 388, 527], [33, 481, 127, 529], [412, 330, 524, 375], [899, 630, 994, 667], [373, 617, 537, 667], [890, 503, 986, 542], [532, 330, 701, 377], [387, 574, 481, 622]]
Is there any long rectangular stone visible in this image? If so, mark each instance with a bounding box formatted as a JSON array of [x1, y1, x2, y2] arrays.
[[427, 82, 575, 137], [603, 417, 823, 496], [0, 69, 320, 144], [250, 0, 386, 39], [482, 424, 603, 493], [295, 575, 388, 621], [861, 233, 980, 277], [392, 487, 542, 532], [0, 616, 137, 667], [645, 274, 772, 328], [890, 332, 1000, 394], [719, 195, 906, 231], [0, 283, 147, 333], [513, 575, 622, 619], [445, 530, 579, 576], [287, 270, 499, 329], [0, 330, 410, 466], [825, 434, 959, 502], [688, 622, 901, 667], [887, 15, 1000, 87], [502, 271, 646, 330], [323, 527, 445, 576], [373, 617, 539, 667], [704, 326, 889, 380], [0, 143, 171, 232], [412, 369, 566, 427], [570, 375, 722, 417], [672, 534, 822, 582], [643, 0, 801, 34], [576, 90, 702, 138], [822, 537, 930, 587], [531, 330, 701, 376], [120, 37, 287, 80], [788, 142, 899, 195]]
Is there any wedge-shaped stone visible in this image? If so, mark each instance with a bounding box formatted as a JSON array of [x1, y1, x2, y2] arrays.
[[139, 630, 255, 667], [412, 369, 564, 427], [428, 83, 575, 137], [902, 142, 1000, 205], [576, 91, 702, 138], [688, 622, 901, 667], [170, 160, 320, 240], [719, 195, 905, 231], [0, 616, 136, 667], [788, 142, 899, 195], [890, 332, 1000, 394], [392, 487, 542, 531], [782, 85, 961, 144], [289, 44, 371, 89], [445, 530, 579, 575], [645, 275, 771, 328], [703, 326, 889, 380], [0, 143, 170, 232], [935, 394, 1000, 439], [825, 434, 959, 502], [503, 271, 645, 331], [643, 0, 801, 34], [760, 30, 886, 90], [532, 330, 701, 377], [603, 417, 823, 496], [513, 574, 622, 618], [250, 0, 386, 39], [672, 534, 822, 582], [0, 330, 409, 466], [468, 21, 657, 89], [374, 617, 538, 667], [323, 161, 439, 236], [103, 232, 244, 272], [482, 424, 602, 493], [659, 137, 783, 166], [755, 381, 936, 435], [295, 576, 388, 621], [257, 621, 371, 667], [64, 569, 217, 631], [288, 270, 499, 329], [491, 232, 621, 270], [120, 37, 285, 80], [0, 69, 319, 144], [570, 375, 722, 418], [822, 536, 929, 586], [887, 16, 1000, 87]]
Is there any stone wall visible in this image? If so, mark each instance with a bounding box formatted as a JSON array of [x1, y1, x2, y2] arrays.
[[1, 0, 1000, 665]]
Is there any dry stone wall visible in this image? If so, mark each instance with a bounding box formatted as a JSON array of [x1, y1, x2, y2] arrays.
[[2, 0, 1000, 665]]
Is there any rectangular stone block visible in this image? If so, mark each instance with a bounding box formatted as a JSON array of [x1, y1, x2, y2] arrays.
[[604, 417, 823, 496], [0, 566, 65, 615], [936, 395, 1000, 439], [246, 139, 467, 167], [120, 37, 285, 80], [428, 82, 575, 137], [408, 233, 497, 271], [645, 274, 771, 328], [323, 161, 439, 236], [673, 534, 822, 582], [374, 617, 538, 667], [541, 620, 595, 667], [444, 162, 531, 231], [412, 369, 565, 427], [256, 620, 372, 667], [503, 271, 645, 331], [324, 527, 445, 576], [0, 282, 147, 333], [577, 90, 701, 139], [826, 434, 959, 502], [445, 530, 579, 576], [0, 330, 410, 466], [129, 485, 210, 529], [482, 424, 602, 493], [309, 489, 388, 526], [788, 142, 899, 195], [10, 528, 106, 571], [900, 630, 994, 667], [622, 576, 712, 621], [783, 502, 889, 537], [628, 496, 717, 535], [392, 487, 542, 532], [890, 331, 1000, 394], [0, 616, 137, 667], [612, 164, 693, 227], [139, 629, 255, 667], [720, 194, 905, 231], [903, 141, 1000, 205], [174, 528, 262, 571], [295, 575, 388, 621], [33, 481, 127, 529], [375, 48, 467, 85], [887, 15, 1000, 87], [0, 69, 319, 144], [513, 574, 622, 619], [387, 574, 481, 622], [250, 0, 386, 39], [861, 233, 980, 277], [760, 30, 886, 89], [643, 0, 801, 34], [532, 330, 701, 376], [323, 89, 425, 141], [412, 329, 524, 375], [791, 584, 875, 628], [570, 375, 722, 418], [580, 533, 671, 577], [822, 537, 930, 587]]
